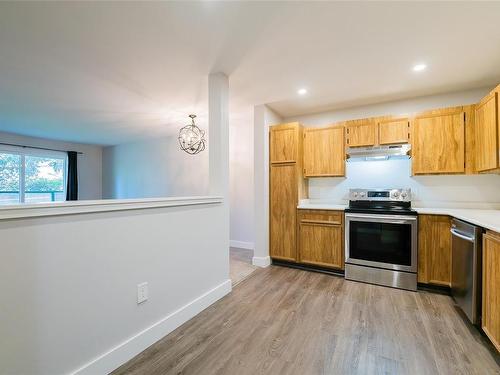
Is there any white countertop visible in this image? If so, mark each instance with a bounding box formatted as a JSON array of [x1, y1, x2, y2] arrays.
[[298, 200, 500, 233], [298, 203, 347, 210], [413, 207, 500, 233]]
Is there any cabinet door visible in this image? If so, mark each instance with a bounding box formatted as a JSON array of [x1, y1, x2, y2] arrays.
[[303, 127, 345, 177], [270, 164, 297, 261], [482, 231, 500, 352], [270, 123, 298, 163], [475, 92, 499, 172], [378, 119, 410, 145], [299, 220, 343, 269], [418, 215, 452, 286], [412, 110, 465, 174], [346, 123, 376, 147]]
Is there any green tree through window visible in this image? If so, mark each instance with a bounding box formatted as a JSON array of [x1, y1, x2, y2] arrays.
[[0, 151, 66, 204], [0, 153, 21, 191]]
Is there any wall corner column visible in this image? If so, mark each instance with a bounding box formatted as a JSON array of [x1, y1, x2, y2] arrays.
[[208, 72, 230, 274], [252, 105, 271, 267]]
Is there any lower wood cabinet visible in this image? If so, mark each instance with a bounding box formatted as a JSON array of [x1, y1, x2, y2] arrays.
[[418, 215, 452, 286], [270, 163, 299, 262], [482, 230, 500, 352], [297, 209, 344, 270]]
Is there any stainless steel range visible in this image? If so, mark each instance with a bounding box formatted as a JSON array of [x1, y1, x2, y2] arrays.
[[344, 188, 418, 291]]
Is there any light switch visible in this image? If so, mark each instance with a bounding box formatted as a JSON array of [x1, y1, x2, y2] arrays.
[[137, 282, 148, 304]]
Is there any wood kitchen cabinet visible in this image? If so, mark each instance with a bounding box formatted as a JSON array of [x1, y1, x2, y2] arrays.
[[270, 122, 299, 163], [378, 118, 410, 145], [297, 209, 344, 270], [475, 85, 500, 173], [345, 120, 377, 147], [269, 123, 307, 262], [303, 126, 345, 177], [418, 215, 452, 286], [482, 230, 500, 352], [411, 107, 470, 175], [270, 164, 298, 261]]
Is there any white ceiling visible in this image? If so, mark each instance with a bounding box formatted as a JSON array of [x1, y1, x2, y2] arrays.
[[1, 2, 500, 145]]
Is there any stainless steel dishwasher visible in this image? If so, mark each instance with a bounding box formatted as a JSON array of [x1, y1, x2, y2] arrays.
[[450, 218, 482, 325]]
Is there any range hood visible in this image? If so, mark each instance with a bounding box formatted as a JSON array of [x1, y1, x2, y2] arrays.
[[347, 144, 411, 161]]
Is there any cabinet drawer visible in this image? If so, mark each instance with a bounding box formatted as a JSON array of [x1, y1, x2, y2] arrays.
[[298, 210, 343, 225]]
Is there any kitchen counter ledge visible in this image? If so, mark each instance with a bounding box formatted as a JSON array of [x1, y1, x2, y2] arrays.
[[0, 196, 223, 220]]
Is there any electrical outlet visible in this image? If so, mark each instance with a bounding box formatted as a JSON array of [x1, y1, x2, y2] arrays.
[[137, 282, 148, 304]]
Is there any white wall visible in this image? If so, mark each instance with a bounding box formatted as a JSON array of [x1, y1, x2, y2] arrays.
[[229, 113, 254, 248], [0, 131, 102, 200], [308, 158, 500, 208], [102, 136, 208, 199], [0, 202, 230, 375], [252, 104, 282, 265], [0, 72, 230, 375], [284, 86, 493, 126]]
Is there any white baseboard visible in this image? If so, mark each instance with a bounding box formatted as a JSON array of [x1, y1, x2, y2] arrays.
[[72, 279, 232, 375], [230, 240, 254, 250], [252, 256, 271, 268]]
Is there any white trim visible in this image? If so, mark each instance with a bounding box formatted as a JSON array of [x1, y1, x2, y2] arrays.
[[252, 256, 271, 268], [72, 279, 232, 375], [230, 240, 254, 250], [0, 196, 223, 220]]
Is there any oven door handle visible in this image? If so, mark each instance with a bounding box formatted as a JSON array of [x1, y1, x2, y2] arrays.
[[346, 216, 416, 225], [377, 220, 413, 225], [345, 213, 417, 223]]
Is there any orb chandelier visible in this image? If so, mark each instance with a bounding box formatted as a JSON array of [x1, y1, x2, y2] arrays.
[[178, 114, 206, 155]]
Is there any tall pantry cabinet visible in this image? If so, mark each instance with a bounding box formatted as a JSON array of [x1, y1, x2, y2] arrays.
[[269, 123, 307, 262]]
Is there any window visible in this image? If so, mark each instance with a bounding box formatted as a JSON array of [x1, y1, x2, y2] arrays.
[[0, 147, 67, 205]]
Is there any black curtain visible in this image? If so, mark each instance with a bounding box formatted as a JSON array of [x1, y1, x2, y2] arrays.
[[66, 151, 78, 201]]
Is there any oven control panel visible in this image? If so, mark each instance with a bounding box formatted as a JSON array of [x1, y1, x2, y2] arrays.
[[349, 188, 411, 202]]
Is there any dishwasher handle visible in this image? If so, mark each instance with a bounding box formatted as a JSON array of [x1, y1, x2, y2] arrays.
[[450, 228, 475, 243]]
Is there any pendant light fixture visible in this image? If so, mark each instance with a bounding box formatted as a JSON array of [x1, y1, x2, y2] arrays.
[[178, 114, 206, 155]]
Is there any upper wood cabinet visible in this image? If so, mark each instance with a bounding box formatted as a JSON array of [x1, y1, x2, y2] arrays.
[[418, 215, 452, 286], [482, 230, 500, 352], [345, 121, 377, 147], [345, 117, 411, 148], [378, 118, 410, 145], [475, 86, 500, 173], [412, 107, 467, 175], [303, 126, 345, 177], [270, 122, 300, 163], [297, 209, 344, 270]]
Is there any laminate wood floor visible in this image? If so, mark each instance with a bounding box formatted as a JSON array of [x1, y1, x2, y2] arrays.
[[229, 247, 257, 286], [112, 266, 500, 375]]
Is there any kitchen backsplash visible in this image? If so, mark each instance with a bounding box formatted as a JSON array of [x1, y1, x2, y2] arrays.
[[308, 158, 500, 209]]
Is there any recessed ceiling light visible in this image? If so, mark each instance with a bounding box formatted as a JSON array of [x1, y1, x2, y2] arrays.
[[413, 63, 427, 72], [297, 88, 308, 95]]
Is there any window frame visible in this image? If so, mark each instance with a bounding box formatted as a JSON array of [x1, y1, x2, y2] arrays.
[[0, 145, 68, 204]]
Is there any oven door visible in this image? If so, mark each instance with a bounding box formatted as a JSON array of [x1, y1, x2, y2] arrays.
[[345, 213, 417, 272]]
